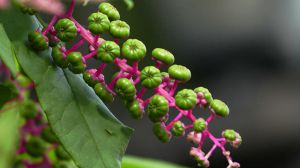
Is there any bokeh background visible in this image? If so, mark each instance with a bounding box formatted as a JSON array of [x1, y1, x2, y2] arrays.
[[71, 0, 300, 167]]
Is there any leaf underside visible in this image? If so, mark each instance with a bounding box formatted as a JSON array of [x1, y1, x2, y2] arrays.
[[1, 6, 134, 168]]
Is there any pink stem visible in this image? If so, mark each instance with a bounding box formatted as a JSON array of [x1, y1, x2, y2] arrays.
[[205, 144, 217, 159], [114, 38, 119, 44], [108, 71, 123, 89], [114, 58, 133, 72], [42, 16, 58, 35], [65, 38, 85, 55], [94, 64, 107, 77], [184, 124, 193, 129], [207, 131, 226, 153], [137, 87, 146, 99], [155, 61, 162, 69], [169, 80, 178, 96], [65, 0, 76, 17], [83, 50, 97, 60], [206, 113, 215, 124], [69, 17, 96, 47], [166, 112, 183, 130]]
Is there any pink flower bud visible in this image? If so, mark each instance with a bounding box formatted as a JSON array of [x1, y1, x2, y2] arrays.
[[187, 131, 202, 145]]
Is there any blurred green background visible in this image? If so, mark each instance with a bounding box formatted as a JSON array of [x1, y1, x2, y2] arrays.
[[53, 0, 300, 167]]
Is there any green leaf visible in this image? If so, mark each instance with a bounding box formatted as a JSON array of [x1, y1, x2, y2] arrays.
[[0, 102, 20, 168], [14, 42, 134, 168], [0, 81, 18, 108], [0, 5, 33, 41], [0, 24, 19, 76], [122, 155, 188, 168]]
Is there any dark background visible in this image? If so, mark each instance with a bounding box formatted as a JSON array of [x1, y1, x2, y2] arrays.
[[72, 0, 300, 167]]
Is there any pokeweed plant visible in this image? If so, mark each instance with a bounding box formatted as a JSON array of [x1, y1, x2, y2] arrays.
[[0, 0, 242, 168]]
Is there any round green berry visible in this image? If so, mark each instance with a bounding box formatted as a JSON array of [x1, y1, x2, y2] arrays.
[[88, 12, 110, 34], [68, 64, 85, 74], [140, 66, 162, 89], [152, 48, 175, 65], [126, 99, 143, 119], [41, 127, 58, 143], [122, 39, 146, 61], [175, 89, 197, 110], [16, 74, 31, 87], [20, 100, 38, 119], [55, 18, 77, 42], [97, 41, 120, 63], [25, 137, 46, 157], [153, 122, 171, 143], [210, 99, 229, 117], [223, 129, 237, 141], [193, 118, 206, 133], [55, 146, 71, 160], [147, 95, 169, 122], [168, 64, 191, 82], [83, 71, 98, 87], [98, 2, 120, 21], [66, 52, 85, 74], [52, 47, 68, 68], [171, 121, 185, 136], [114, 78, 136, 100], [194, 87, 213, 104], [94, 83, 114, 103], [110, 20, 130, 39], [28, 31, 48, 51]]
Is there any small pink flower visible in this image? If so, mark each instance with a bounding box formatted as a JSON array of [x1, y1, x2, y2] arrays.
[[20, 0, 65, 15], [0, 0, 9, 9]]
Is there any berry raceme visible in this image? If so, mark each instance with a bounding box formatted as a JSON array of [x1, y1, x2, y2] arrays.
[[26, 1, 241, 167]]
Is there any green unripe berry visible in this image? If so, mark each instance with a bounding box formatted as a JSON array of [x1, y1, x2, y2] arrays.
[[66, 52, 85, 74], [168, 64, 191, 82], [68, 64, 85, 74], [171, 121, 185, 136], [97, 41, 120, 63], [28, 31, 48, 51], [52, 47, 68, 68], [175, 89, 197, 110], [16, 74, 31, 87], [114, 78, 136, 100], [148, 95, 169, 122], [140, 66, 162, 89], [98, 2, 120, 21], [210, 99, 229, 117], [83, 72, 98, 87], [223, 129, 237, 141], [110, 20, 130, 39], [126, 99, 143, 119], [88, 12, 110, 34], [41, 127, 58, 143], [25, 137, 46, 157], [53, 161, 73, 168], [94, 83, 114, 103], [122, 39, 146, 61], [20, 100, 38, 119], [194, 87, 213, 104], [55, 18, 77, 42], [55, 146, 71, 160], [193, 118, 206, 133], [152, 48, 175, 65], [66, 52, 82, 64], [153, 122, 171, 143]]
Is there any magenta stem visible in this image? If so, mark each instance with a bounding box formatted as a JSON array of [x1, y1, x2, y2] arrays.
[[205, 144, 217, 159], [83, 50, 97, 61], [65, 38, 85, 55], [206, 113, 215, 124], [42, 16, 58, 35], [70, 17, 96, 47], [114, 58, 133, 72], [207, 131, 226, 153], [166, 112, 183, 130], [108, 71, 123, 89], [137, 87, 146, 99], [65, 0, 76, 17], [94, 64, 107, 77], [169, 80, 178, 96], [114, 38, 119, 44]]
